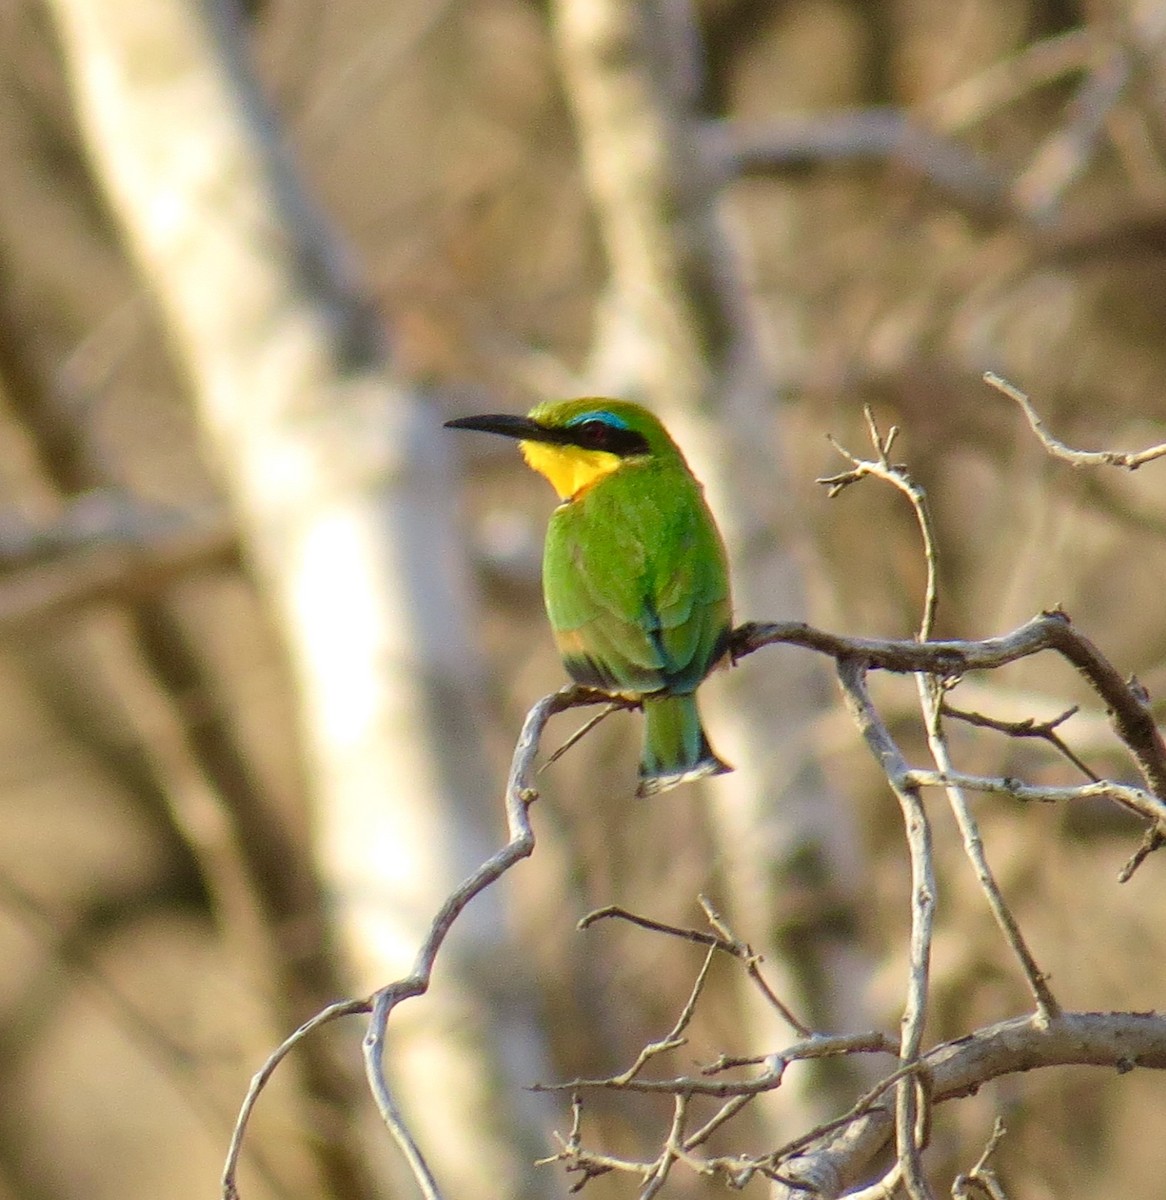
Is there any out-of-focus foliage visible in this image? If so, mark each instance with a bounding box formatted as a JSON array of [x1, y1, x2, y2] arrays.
[[4, 1, 1166, 1197]]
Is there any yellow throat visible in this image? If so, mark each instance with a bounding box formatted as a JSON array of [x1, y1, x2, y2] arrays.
[[520, 440, 623, 500]]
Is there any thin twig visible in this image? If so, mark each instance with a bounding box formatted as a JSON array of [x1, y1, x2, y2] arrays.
[[222, 998, 372, 1200], [985, 372, 1166, 469], [836, 656, 936, 1200], [903, 770, 1166, 830], [579, 904, 730, 948], [952, 1117, 1009, 1200], [609, 946, 717, 1086], [859, 429, 1061, 1022], [940, 701, 1100, 782], [533, 1030, 894, 1099], [640, 1095, 687, 1198], [543, 702, 625, 769], [582, 899, 811, 1035], [359, 685, 603, 1195], [820, 408, 938, 637], [699, 895, 812, 1035]]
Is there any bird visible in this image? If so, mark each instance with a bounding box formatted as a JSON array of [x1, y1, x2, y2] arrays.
[[445, 397, 733, 796]]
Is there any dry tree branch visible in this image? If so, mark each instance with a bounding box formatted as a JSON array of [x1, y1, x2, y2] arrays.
[[730, 614, 1166, 832], [828, 411, 1062, 1022], [531, 1029, 895, 1099], [939, 702, 1100, 782], [951, 1117, 1009, 1200], [777, 1010, 1166, 1198], [224, 601, 1166, 1198], [222, 685, 607, 1200], [710, 110, 1008, 218], [836, 655, 936, 1200], [540, 1006, 1166, 1196], [985, 372, 1166, 469], [1012, 43, 1131, 220], [580, 899, 812, 1035], [824, 409, 1041, 1194]]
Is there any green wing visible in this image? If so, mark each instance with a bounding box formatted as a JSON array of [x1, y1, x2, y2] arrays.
[[543, 461, 731, 695]]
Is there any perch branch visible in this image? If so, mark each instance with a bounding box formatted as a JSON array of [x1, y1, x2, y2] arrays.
[[223, 684, 611, 1200], [730, 613, 1166, 818], [225, 600, 1166, 1196]]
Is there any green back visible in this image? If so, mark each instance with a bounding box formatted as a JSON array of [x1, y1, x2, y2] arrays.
[[543, 453, 731, 696]]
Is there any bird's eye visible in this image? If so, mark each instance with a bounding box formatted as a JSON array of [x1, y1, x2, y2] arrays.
[[577, 419, 613, 447]]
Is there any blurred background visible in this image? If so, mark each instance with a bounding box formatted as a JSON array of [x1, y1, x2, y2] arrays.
[[3, 0, 1166, 1197]]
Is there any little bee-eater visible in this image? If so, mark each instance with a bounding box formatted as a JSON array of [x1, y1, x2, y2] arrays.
[[446, 398, 733, 796]]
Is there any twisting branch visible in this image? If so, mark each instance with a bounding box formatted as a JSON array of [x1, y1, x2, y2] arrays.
[[357, 685, 607, 1198], [225, 608, 1166, 1198], [222, 999, 373, 1200], [222, 684, 610, 1200], [986, 372, 1166, 469]]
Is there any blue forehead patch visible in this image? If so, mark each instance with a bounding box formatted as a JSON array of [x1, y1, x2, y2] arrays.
[[566, 410, 629, 430]]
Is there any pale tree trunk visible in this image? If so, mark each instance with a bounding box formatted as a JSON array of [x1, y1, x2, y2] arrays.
[[550, 0, 873, 1125], [46, 0, 553, 1195]]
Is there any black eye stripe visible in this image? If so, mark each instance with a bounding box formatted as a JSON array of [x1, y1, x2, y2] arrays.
[[567, 419, 650, 457]]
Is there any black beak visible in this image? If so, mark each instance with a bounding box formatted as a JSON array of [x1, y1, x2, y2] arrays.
[[444, 414, 568, 444]]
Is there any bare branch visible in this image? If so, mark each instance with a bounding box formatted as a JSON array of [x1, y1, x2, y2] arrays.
[[730, 612, 1166, 810], [222, 999, 372, 1200], [836, 657, 936, 1199], [846, 428, 1061, 1022], [904, 770, 1166, 831], [607, 947, 717, 1086], [578, 904, 730, 949], [358, 685, 600, 1195], [224, 684, 610, 1200], [952, 1117, 1010, 1200], [711, 109, 1008, 219], [581, 899, 811, 1035], [940, 702, 1100, 782], [698, 895, 811, 1035], [223, 602, 1166, 1198], [986, 372, 1166, 469], [775, 1011, 1166, 1198]]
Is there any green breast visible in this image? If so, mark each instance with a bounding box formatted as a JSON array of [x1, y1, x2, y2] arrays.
[[542, 458, 731, 695]]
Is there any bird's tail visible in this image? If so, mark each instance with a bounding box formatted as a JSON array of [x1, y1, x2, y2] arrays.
[[637, 692, 732, 797]]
